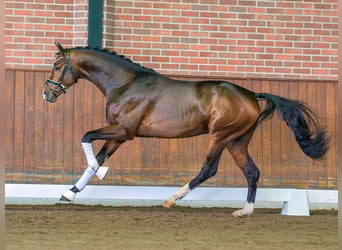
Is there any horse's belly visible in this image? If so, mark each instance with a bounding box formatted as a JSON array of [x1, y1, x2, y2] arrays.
[[136, 118, 209, 138]]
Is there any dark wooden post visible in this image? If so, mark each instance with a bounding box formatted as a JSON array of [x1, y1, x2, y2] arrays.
[[88, 0, 104, 48]]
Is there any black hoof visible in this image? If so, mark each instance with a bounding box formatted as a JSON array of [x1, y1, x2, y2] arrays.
[[60, 195, 72, 202]]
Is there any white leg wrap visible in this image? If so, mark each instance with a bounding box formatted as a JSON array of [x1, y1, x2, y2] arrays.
[[232, 202, 255, 218], [75, 166, 96, 192], [82, 142, 99, 170], [168, 183, 191, 203], [61, 189, 76, 202]]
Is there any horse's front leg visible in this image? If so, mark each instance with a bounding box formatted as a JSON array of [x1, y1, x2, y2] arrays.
[[60, 127, 125, 201], [77, 140, 122, 191]]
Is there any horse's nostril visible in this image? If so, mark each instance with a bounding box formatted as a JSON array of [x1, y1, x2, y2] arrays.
[[42, 90, 47, 101]]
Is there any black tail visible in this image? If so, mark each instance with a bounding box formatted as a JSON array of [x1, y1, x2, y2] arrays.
[[256, 93, 330, 160]]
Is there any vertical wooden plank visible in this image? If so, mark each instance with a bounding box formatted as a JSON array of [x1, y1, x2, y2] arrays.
[[307, 81, 319, 188], [120, 139, 133, 185], [23, 72, 35, 182], [168, 138, 180, 185], [72, 80, 85, 181], [316, 82, 328, 188], [13, 71, 25, 182], [261, 80, 272, 186], [270, 81, 281, 186], [250, 79, 263, 186], [159, 138, 173, 185], [52, 75, 65, 184], [82, 80, 96, 185], [130, 139, 142, 183], [43, 72, 56, 183], [279, 81, 291, 186], [233, 79, 247, 186], [33, 72, 47, 182], [4, 71, 15, 182], [140, 138, 160, 185], [178, 137, 198, 186], [297, 81, 309, 188], [325, 82, 337, 188], [287, 81, 300, 187], [62, 77, 75, 183]]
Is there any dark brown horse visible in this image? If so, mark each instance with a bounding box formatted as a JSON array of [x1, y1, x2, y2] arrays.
[[43, 43, 329, 217]]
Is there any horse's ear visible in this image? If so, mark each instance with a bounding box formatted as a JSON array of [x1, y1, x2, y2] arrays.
[[55, 42, 65, 56]]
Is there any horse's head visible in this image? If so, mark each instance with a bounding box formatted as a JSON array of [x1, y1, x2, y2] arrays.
[[43, 43, 79, 103]]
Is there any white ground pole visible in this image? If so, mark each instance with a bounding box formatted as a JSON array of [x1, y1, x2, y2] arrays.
[[5, 184, 337, 216]]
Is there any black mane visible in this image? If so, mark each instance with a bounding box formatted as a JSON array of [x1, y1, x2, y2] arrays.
[[72, 46, 156, 74]]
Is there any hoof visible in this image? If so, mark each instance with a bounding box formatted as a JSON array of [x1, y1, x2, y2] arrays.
[[60, 190, 76, 202], [231, 210, 253, 218], [60, 195, 72, 202], [163, 199, 176, 208], [232, 212, 247, 218], [232, 203, 254, 218]]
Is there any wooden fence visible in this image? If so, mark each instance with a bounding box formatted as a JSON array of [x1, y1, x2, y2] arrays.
[[5, 69, 337, 189]]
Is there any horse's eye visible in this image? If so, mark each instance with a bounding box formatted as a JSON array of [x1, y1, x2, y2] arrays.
[[55, 66, 61, 71]]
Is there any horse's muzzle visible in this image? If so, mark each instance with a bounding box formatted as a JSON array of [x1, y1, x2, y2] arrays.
[[42, 89, 57, 103]]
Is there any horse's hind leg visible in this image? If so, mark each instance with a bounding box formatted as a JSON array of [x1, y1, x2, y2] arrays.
[[226, 127, 260, 217], [163, 141, 225, 207]]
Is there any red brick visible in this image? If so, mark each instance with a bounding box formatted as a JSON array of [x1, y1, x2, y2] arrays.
[[210, 45, 228, 51], [162, 51, 180, 57], [171, 57, 188, 64], [238, 26, 256, 33], [255, 67, 273, 73], [153, 57, 169, 63], [257, 41, 274, 47], [303, 62, 319, 68], [181, 11, 199, 17], [228, 59, 245, 65], [304, 9, 321, 15], [247, 60, 264, 66], [181, 64, 198, 71], [294, 55, 311, 61], [275, 68, 292, 73], [191, 44, 209, 51], [190, 58, 207, 64], [199, 65, 217, 71], [248, 7, 266, 13], [181, 51, 199, 58], [275, 55, 293, 61], [322, 49, 337, 55], [238, 53, 254, 59], [218, 65, 236, 72], [257, 54, 274, 60], [209, 59, 226, 65], [265, 61, 282, 67], [237, 66, 255, 72], [312, 69, 329, 75]]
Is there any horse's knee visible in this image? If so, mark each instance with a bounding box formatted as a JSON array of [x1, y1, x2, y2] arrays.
[[82, 131, 95, 143]]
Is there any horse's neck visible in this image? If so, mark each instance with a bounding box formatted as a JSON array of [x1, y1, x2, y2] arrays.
[[77, 53, 134, 97]]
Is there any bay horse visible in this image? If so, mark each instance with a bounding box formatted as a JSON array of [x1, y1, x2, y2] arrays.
[[43, 43, 329, 217]]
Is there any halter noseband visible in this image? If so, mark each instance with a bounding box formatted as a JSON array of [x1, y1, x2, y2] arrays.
[[45, 50, 74, 96]]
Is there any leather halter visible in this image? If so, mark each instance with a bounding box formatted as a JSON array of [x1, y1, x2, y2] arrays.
[[45, 50, 75, 96]]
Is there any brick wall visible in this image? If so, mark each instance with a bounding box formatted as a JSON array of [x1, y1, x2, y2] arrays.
[[5, 0, 338, 80], [5, 0, 88, 69]]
